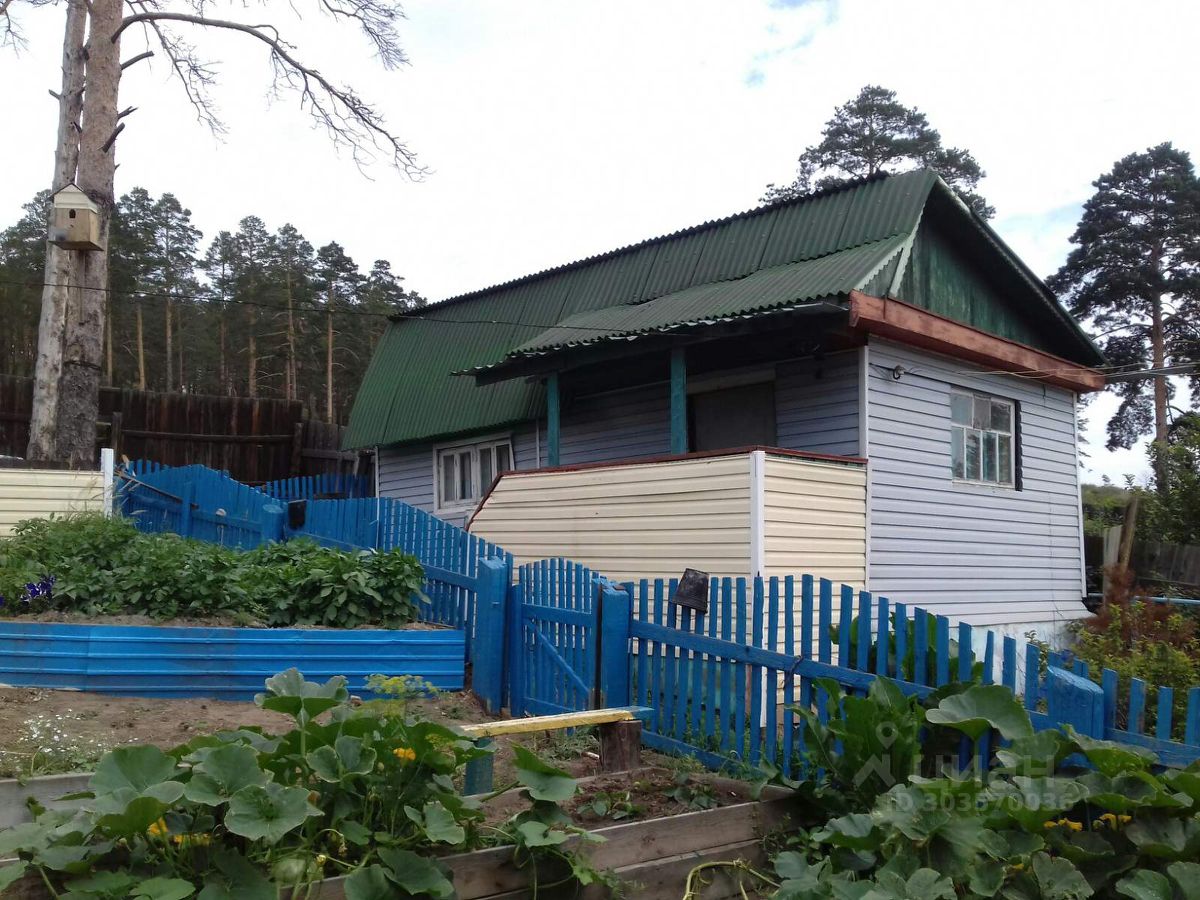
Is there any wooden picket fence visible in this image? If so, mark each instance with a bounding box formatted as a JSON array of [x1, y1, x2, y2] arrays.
[[468, 563, 1200, 773]]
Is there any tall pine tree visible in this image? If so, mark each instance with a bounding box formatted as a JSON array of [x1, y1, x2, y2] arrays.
[[763, 85, 993, 218], [1049, 143, 1200, 453]]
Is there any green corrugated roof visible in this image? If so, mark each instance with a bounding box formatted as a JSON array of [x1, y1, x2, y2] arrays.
[[473, 234, 909, 365], [344, 170, 1099, 450]]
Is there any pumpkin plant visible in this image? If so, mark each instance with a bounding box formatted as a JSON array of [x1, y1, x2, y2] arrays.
[[763, 683, 1200, 899], [0, 669, 603, 899]]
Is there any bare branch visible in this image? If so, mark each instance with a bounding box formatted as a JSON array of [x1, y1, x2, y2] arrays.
[[2, 0, 59, 50], [118, 104, 137, 118], [114, 7, 422, 175], [120, 48, 153, 68], [100, 121, 125, 153]]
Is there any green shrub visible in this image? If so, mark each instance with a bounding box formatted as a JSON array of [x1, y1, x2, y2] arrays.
[[1072, 595, 1200, 739], [0, 514, 423, 628]]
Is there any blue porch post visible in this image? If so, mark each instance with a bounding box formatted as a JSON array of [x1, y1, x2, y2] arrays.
[[670, 347, 687, 454], [547, 372, 561, 467]]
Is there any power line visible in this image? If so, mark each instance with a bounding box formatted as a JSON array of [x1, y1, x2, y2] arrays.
[[0, 276, 623, 332]]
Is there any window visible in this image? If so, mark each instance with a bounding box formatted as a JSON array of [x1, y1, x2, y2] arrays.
[[689, 382, 777, 451], [950, 391, 1015, 487], [435, 438, 513, 511]]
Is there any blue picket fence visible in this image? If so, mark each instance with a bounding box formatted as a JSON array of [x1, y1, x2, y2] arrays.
[[470, 562, 1200, 771], [262, 472, 370, 501], [117, 461, 511, 655]]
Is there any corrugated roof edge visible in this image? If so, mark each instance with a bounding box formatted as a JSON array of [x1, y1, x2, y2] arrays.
[[388, 171, 904, 320]]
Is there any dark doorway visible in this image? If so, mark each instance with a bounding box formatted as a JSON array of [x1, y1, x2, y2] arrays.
[[689, 381, 777, 451]]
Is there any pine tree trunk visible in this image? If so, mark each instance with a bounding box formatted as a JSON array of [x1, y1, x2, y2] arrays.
[[26, 0, 87, 462], [135, 301, 146, 390], [247, 307, 258, 397], [1151, 294, 1168, 443], [326, 299, 334, 423], [57, 0, 122, 468], [285, 269, 297, 401], [104, 290, 113, 386], [218, 310, 227, 394], [165, 299, 174, 391]]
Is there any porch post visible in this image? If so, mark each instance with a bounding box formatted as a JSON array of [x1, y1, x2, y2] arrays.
[[670, 347, 687, 454], [547, 372, 561, 467]]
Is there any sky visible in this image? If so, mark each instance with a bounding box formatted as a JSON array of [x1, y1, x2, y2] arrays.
[[3, 0, 1199, 483]]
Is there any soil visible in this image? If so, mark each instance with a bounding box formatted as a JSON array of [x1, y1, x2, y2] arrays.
[[0, 685, 668, 786]]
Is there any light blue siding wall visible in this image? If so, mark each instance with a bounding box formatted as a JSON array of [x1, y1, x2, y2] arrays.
[[377, 442, 434, 513], [560, 383, 671, 465], [775, 351, 860, 457], [866, 339, 1086, 629]]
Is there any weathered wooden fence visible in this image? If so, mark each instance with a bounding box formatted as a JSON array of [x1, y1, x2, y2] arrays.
[[0, 376, 370, 484]]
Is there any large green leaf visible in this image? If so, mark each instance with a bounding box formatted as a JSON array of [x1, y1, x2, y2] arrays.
[[1115, 870, 1172, 900], [90, 746, 181, 796], [1031, 852, 1093, 900], [306, 735, 377, 783], [512, 745, 577, 802], [254, 668, 348, 722], [344, 865, 395, 900], [1168, 862, 1200, 900], [65, 870, 138, 895], [224, 782, 321, 844], [969, 859, 1007, 898], [94, 795, 170, 838], [377, 848, 455, 899], [1075, 772, 1178, 813], [1063, 727, 1157, 777], [1126, 814, 1189, 858], [926, 685, 1033, 741], [404, 800, 466, 845], [196, 850, 274, 900], [814, 813, 878, 851], [0, 822, 49, 857], [184, 744, 269, 806], [984, 777, 1088, 832], [131, 877, 197, 900], [996, 731, 1074, 776], [515, 820, 570, 848]]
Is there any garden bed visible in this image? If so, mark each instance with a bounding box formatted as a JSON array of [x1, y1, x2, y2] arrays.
[[0, 620, 465, 701]]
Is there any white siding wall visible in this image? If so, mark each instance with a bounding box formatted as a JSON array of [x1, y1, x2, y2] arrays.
[[0, 468, 106, 535], [762, 455, 867, 587], [468, 454, 754, 582], [775, 352, 860, 457], [866, 339, 1087, 629]]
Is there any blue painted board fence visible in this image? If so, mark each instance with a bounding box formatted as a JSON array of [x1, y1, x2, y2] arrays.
[[262, 472, 370, 501], [118, 462, 512, 657], [470, 561, 1200, 773], [0, 620, 466, 700]]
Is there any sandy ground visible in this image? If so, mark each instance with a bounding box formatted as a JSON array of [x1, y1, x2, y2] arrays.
[[0, 686, 643, 783]]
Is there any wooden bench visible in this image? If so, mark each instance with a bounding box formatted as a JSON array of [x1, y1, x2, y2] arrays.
[[460, 706, 653, 793]]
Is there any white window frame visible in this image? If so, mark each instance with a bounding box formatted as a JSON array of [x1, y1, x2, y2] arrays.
[[432, 434, 514, 514], [950, 390, 1016, 488]]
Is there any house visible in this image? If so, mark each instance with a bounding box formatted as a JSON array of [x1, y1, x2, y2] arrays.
[[345, 170, 1105, 641]]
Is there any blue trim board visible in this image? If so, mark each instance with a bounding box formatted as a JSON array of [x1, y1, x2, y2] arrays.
[[0, 622, 466, 700]]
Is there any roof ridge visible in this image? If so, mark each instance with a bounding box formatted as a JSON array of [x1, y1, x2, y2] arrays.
[[402, 169, 919, 318]]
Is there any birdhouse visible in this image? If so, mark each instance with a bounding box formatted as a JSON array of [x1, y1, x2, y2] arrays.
[[50, 185, 103, 251]]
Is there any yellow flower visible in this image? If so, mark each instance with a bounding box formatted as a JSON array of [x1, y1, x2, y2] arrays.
[[393, 746, 417, 762], [1065, 820, 1083, 832], [1118, 815, 1132, 825], [315, 854, 328, 867], [171, 832, 211, 847], [1010, 863, 1025, 872], [147, 818, 168, 838]]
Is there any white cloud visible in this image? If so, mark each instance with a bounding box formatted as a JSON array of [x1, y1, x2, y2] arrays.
[[2, 0, 1198, 482]]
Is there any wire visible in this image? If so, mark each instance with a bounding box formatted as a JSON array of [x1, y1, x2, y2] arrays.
[[0, 277, 621, 333]]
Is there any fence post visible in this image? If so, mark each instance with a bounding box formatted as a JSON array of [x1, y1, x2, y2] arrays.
[[506, 579, 524, 716], [598, 584, 632, 708], [1046, 666, 1105, 738], [472, 558, 509, 715], [260, 502, 286, 545], [178, 482, 194, 538]]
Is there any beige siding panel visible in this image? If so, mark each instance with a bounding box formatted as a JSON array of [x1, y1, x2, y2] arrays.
[[470, 455, 754, 582], [0, 469, 105, 535], [762, 456, 867, 589]]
